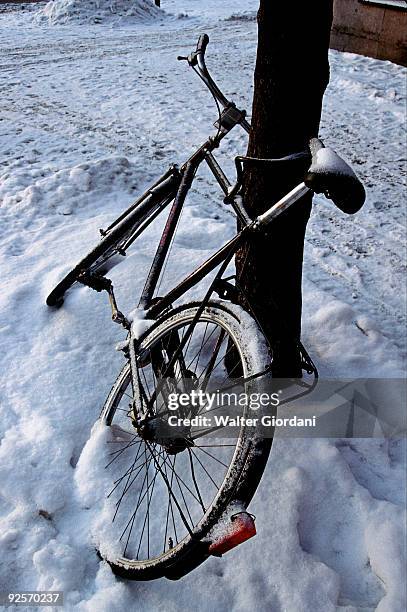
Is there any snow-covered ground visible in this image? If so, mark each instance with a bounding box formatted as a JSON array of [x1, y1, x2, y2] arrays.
[[0, 1, 405, 610]]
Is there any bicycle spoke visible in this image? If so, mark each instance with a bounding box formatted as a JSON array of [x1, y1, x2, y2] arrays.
[[121, 447, 166, 555], [120, 447, 152, 544], [189, 321, 209, 375], [108, 438, 141, 457], [136, 448, 159, 559], [166, 450, 209, 508], [163, 454, 176, 553], [199, 328, 226, 390], [104, 434, 139, 469], [171, 458, 194, 527], [111, 444, 148, 519], [109, 445, 158, 497], [122, 391, 135, 402], [186, 323, 218, 373], [187, 447, 206, 513], [117, 445, 164, 506], [144, 440, 194, 537], [167, 456, 179, 546], [194, 445, 229, 468], [116, 406, 133, 413], [190, 447, 220, 489], [195, 443, 236, 447], [122, 468, 149, 556], [198, 339, 240, 394]]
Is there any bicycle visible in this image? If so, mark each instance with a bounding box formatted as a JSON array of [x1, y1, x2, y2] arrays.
[[46, 34, 365, 581]]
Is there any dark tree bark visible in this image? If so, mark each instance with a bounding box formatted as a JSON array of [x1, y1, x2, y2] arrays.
[[236, 0, 334, 377]]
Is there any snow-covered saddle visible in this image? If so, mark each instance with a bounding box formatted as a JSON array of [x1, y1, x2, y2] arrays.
[[304, 138, 366, 214]]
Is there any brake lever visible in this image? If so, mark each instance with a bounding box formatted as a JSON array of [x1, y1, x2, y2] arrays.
[[177, 52, 201, 67]]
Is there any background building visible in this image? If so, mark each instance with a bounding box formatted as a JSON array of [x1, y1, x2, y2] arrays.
[[330, 0, 407, 66]]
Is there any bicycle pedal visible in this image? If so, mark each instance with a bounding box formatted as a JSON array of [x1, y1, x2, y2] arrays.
[[207, 511, 256, 557], [78, 272, 111, 292]]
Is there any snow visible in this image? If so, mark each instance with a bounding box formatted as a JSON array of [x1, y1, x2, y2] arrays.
[[1, 157, 139, 218], [313, 146, 359, 178], [74, 421, 129, 561], [37, 0, 164, 25], [0, 0, 405, 610], [128, 306, 154, 338]]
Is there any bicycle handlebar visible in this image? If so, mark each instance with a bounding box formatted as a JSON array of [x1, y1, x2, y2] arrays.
[[178, 34, 237, 113], [196, 33, 209, 55]]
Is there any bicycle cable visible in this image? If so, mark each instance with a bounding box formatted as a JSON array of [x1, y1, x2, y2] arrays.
[[192, 65, 223, 142]]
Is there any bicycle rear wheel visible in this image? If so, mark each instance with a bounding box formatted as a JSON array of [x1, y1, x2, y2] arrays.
[[82, 302, 273, 580]]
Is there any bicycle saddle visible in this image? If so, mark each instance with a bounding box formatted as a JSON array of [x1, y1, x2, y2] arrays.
[[304, 138, 365, 214]]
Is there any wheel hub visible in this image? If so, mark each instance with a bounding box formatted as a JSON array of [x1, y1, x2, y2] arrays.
[[137, 417, 193, 455]]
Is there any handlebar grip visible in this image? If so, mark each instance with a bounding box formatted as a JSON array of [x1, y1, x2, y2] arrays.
[[196, 34, 209, 55]]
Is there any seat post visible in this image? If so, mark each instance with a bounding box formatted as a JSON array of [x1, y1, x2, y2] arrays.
[[253, 183, 311, 229]]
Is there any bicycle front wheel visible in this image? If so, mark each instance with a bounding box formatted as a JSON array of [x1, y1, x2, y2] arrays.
[[46, 171, 179, 307], [81, 302, 273, 580]]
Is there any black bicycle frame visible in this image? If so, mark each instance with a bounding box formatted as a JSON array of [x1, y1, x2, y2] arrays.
[[134, 101, 252, 318], [93, 33, 309, 329], [125, 136, 312, 328], [85, 34, 317, 394]]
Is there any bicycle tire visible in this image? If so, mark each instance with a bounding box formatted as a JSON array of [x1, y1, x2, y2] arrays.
[[46, 174, 179, 307], [46, 236, 119, 307], [89, 301, 273, 580]]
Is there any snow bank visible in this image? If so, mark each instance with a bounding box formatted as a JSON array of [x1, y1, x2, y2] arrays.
[[75, 422, 127, 560], [224, 11, 256, 22], [0, 157, 140, 220], [37, 0, 164, 25], [304, 289, 405, 378]]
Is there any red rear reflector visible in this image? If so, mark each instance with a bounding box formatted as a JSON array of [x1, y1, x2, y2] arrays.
[[208, 512, 256, 556]]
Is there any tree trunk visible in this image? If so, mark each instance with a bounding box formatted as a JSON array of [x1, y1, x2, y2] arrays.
[[236, 0, 333, 377]]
